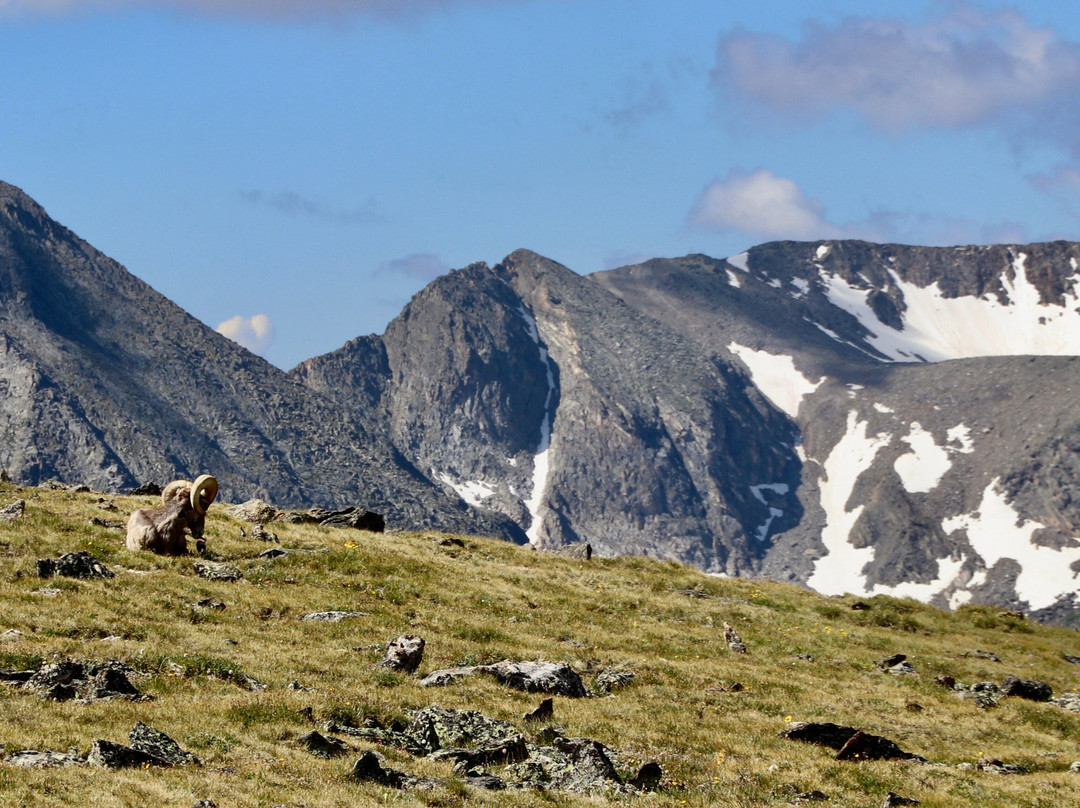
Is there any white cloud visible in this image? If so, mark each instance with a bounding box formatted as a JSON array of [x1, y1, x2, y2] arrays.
[[216, 314, 275, 355], [690, 168, 845, 241], [713, 5, 1080, 132]]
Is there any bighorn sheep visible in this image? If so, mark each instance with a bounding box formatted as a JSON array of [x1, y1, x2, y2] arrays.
[[126, 475, 219, 555]]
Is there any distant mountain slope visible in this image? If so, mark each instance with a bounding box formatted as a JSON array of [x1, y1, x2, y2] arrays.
[[0, 181, 519, 537], [7, 178, 1080, 620]]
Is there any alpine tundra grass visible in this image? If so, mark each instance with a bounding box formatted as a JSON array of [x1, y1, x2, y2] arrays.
[[3, 481, 1080, 807]]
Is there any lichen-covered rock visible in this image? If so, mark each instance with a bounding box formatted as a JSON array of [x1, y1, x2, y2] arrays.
[[0, 499, 25, 520], [37, 552, 113, 580], [129, 722, 199, 766], [302, 611, 366, 622], [479, 660, 587, 697], [4, 749, 85, 767], [593, 669, 635, 694], [193, 561, 243, 582], [378, 635, 425, 673]]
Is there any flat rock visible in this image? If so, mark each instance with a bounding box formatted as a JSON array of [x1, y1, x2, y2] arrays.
[[302, 611, 366, 622], [780, 722, 923, 761], [479, 660, 587, 697], [224, 499, 279, 523], [593, 668, 635, 694], [193, 561, 243, 582], [4, 749, 85, 767]]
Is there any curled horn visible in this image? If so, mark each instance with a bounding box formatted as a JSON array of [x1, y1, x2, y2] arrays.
[[190, 475, 219, 515], [161, 479, 192, 506]]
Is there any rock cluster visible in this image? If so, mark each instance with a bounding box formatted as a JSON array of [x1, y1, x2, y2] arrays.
[[337, 705, 659, 794], [36, 551, 114, 580], [8, 658, 145, 702], [420, 659, 587, 697]]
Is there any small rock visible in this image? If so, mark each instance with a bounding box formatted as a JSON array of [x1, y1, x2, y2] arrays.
[[524, 697, 554, 722], [252, 523, 278, 543], [674, 588, 709, 598], [193, 561, 243, 582], [593, 668, 635, 694], [127, 482, 162, 496], [882, 793, 919, 807], [1069, 761, 1080, 773], [1051, 692, 1080, 713], [302, 611, 367, 622], [963, 649, 1001, 662], [792, 791, 829, 804], [875, 653, 907, 671], [309, 506, 385, 532], [350, 751, 406, 787], [793, 653, 815, 663], [850, 601, 871, 610], [377, 635, 425, 673], [437, 536, 465, 548], [194, 598, 226, 610], [905, 702, 924, 712], [66, 484, 91, 494], [0, 499, 25, 520], [724, 622, 747, 654], [298, 730, 350, 758], [977, 758, 1027, 775], [224, 499, 279, 523], [258, 547, 287, 559]]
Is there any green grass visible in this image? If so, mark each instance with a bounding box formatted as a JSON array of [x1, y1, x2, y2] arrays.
[[2, 481, 1080, 806]]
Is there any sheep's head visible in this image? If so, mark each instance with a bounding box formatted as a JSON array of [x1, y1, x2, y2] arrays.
[[159, 475, 218, 542]]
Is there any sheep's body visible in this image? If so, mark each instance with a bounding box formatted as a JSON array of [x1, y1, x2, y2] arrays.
[[125, 476, 217, 555]]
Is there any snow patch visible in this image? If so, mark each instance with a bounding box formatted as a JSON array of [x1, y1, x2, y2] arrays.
[[815, 244, 831, 261], [750, 483, 790, 543], [873, 403, 894, 414], [727, 251, 750, 272], [947, 424, 974, 453], [806, 411, 891, 596], [894, 422, 952, 493], [872, 555, 966, 601], [519, 304, 558, 545], [943, 479, 1080, 611], [790, 277, 809, 297], [726, 269, 742, 288], [435, 472, 497, 508], [819, 254, 1080, 362], [728, 342, 824, 418]]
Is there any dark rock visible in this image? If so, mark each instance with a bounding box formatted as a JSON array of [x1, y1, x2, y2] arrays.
[[524, 697, 554, 722], [297, 730, 350, 759], [794, 653, 816, 663], [792, 791, 829, 804], [593, 668, 635, 694], [437, 536, 465, 547], [127, 482, 162, 496], [882, 793, 919, 807], [378, 634, 425, 673], [462, 774, 507, 790], [504, 759, 550, 786], [675, 588, 709, 598], [37, 551, 113, 580], [129, 722, 199, 766], [1001, 675, 1052, 701], [309, 506, 385, 532], [544, 736, 623, 793], [87, 739, 162, 769], [86, 663, 140, 700], [429, 743, 527, 767], [258, 547, 287, 559], [628, 761, 662, 791], [350, 751, 406, 787], [850, 601, 871, 610], [193, 561, 242, 581], [963, 649, 1001, 662], [89, 517, 125, 529], [780, 722, 923, 761], [0, 668, 35, 683], [724, 622, 747, 654], [935, 675, 957, 690], [194, 598, 226, 610], [1064, 654, 1080, 665], [876, 654, 907, 670]]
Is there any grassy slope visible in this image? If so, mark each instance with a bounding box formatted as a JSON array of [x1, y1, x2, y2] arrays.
[[2, 482, 1080, 807]]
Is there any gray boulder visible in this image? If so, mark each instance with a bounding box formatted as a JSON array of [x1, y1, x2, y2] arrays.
[[378, 634, 425, 673]]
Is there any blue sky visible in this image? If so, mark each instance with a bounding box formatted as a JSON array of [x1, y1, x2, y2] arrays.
[[4, 0, 1080, 368]]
